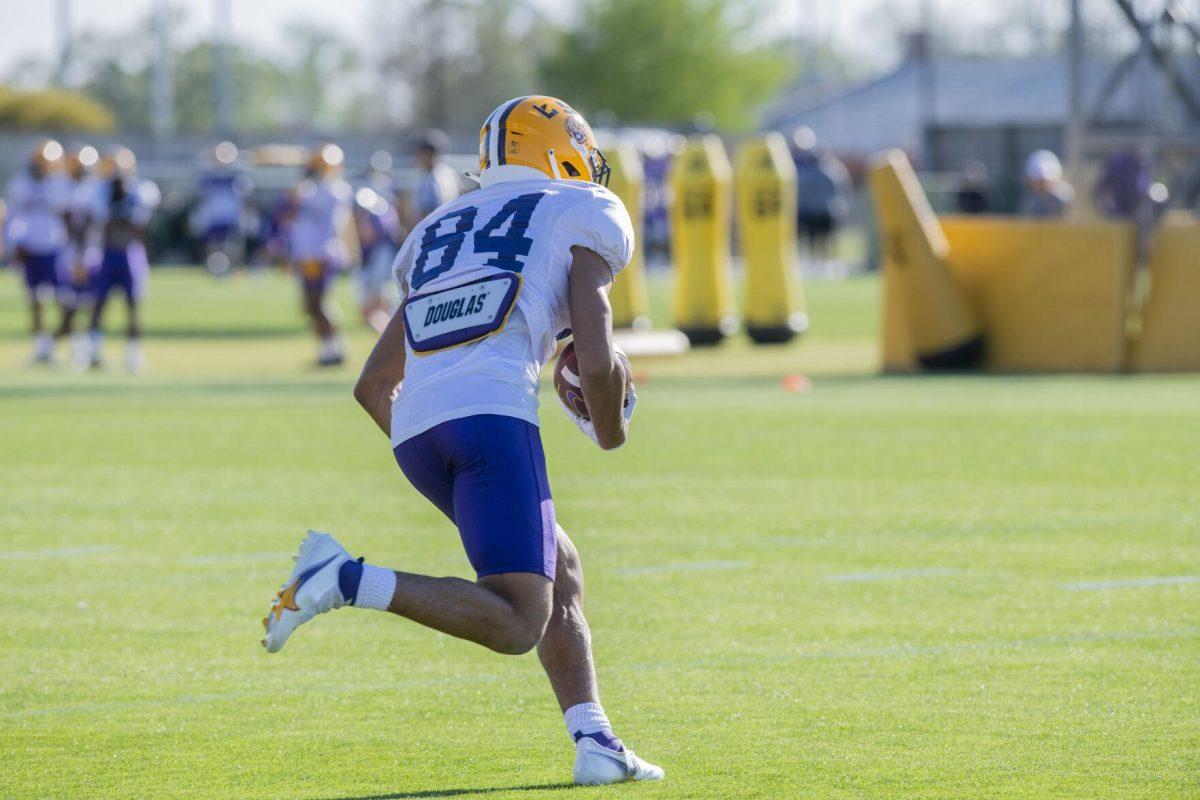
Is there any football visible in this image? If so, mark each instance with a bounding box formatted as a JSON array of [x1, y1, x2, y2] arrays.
[[553, 341, 632, 421]]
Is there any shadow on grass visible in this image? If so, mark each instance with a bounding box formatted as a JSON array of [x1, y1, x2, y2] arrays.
[[313, 782, 576, 799], [0, 377, 351, 401], [143, 326, 308, 340], [0, 324, 308, 342]]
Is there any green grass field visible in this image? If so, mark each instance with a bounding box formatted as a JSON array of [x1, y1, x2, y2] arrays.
[[1, 268, 1197, 799]]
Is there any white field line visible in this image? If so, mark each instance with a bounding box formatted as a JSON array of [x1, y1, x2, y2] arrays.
[[825, 567, 960, 583], [0, 545, 121, 560], [179, 551, 295, 566], [610, 560, 752, 576], [1062, 575, 1200, 590]]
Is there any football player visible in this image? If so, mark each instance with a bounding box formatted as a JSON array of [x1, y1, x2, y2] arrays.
[[4, 140, 71, 364], [54, 144, 102, 367], [289, 144, 353, 366], [194, 141, 252, 276], [88, 148, 160, 372], [404, 128, 460, 226], [353, 151, 402, 334], [262, 96, 663, 786]]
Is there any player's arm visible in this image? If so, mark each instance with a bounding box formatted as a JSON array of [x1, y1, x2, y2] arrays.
[[354, 309, 407, 436], [568, 245, 627, 451]]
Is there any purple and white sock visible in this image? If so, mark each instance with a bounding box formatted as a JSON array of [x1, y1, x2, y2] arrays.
[[564, 702, 624, 752], [339, 561, 395, 611]]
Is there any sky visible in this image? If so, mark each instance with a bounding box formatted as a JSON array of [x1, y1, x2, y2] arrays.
[[0, 0, 937, 78], [0, 0, 371, 72]]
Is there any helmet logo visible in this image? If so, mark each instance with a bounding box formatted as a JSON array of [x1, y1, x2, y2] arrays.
[[533, 103, 558, 119], [564, 115, 589, 145]]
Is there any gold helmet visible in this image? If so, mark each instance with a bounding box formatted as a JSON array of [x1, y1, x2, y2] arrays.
[[30, 139, 65, 174], [306, 143, 344, 177], [102, 146, 137, 178], [66, 145, 100, 178], [478, 95, 609, 185]]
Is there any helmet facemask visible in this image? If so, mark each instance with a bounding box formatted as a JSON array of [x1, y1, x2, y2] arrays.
[[589, 147, 611, 187]]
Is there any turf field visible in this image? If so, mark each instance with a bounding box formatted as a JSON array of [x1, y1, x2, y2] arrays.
[[1, 268, 1197, 799]]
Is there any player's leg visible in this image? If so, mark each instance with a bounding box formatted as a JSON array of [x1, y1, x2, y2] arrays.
[[537, 525, 665, 784], [300, 261, 343, 365], [204, 224, 233, 276], [359, 245, 396, 333], [88, 249, 116, 367], [124, 295, 143, 373], [24, 256, 55, 363], [54, 294, 85, 368], [52, 250, 77, 343], [537, 528, 598, 711], [378, 414, 556, 651], [62, 250, 98, 366], [300, 260, 333, 336], [87, 292, 108, 368], [57, 301, 94, 368], [263, 415, 555, 654], [29, 292, 47, 359], [302, 283, 333, 337], [54, 304, 76, 339], [119, 246, 145, 372], [384, 569, 551, 654]]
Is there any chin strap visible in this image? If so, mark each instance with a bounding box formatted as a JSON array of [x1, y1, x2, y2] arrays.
[[463, 172, 481, 186], [546, 149, 563, 180]]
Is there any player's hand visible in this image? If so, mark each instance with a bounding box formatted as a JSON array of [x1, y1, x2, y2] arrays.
[[570, 412, 601, 447], [562, 377, 635, 448]]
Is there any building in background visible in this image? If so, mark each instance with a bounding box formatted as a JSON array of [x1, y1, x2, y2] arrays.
[[761, 51, 1192, 211]]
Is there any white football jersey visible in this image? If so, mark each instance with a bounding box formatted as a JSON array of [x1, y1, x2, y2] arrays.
[[4, 171, 71, 255], [290, 177, 352, 264], [389, 166, 634, 446]]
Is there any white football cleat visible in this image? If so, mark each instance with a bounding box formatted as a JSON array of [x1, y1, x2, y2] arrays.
[[573, 737, 665, 785], [261, 530, 352, 653], [125, 343, 145, 374]]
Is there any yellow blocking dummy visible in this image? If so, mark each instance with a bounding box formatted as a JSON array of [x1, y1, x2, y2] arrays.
[[670, 134, 735, 345], [940, 217, 1130, 372], [869, 150, 983, 369], [1130, 221, 1200, 371], [736, 133, 807, 343]]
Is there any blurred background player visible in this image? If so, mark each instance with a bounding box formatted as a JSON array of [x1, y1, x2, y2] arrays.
[[790, 127, 850, 274], [193, 141, 252, 276], [89, 147, 160, 372], [54, 144, 102, 367], [403, 128, 459, 227], [1093, 151, 1153, 219], [1021, 150, 1074, 218], [955, 159, 992, 215], [353, 150, 402, 334], [289, 143, 354, 366], [4, 139, 71, 364]]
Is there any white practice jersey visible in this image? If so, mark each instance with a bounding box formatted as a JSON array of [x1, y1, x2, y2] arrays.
[[290, 177, 352, 264], [4, 171, 71, 255], [389, 168, 634, 446], [66, 176, 103, 246]]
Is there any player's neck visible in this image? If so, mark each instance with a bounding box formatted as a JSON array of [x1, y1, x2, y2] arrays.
[[478, 165, 550, 188]]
